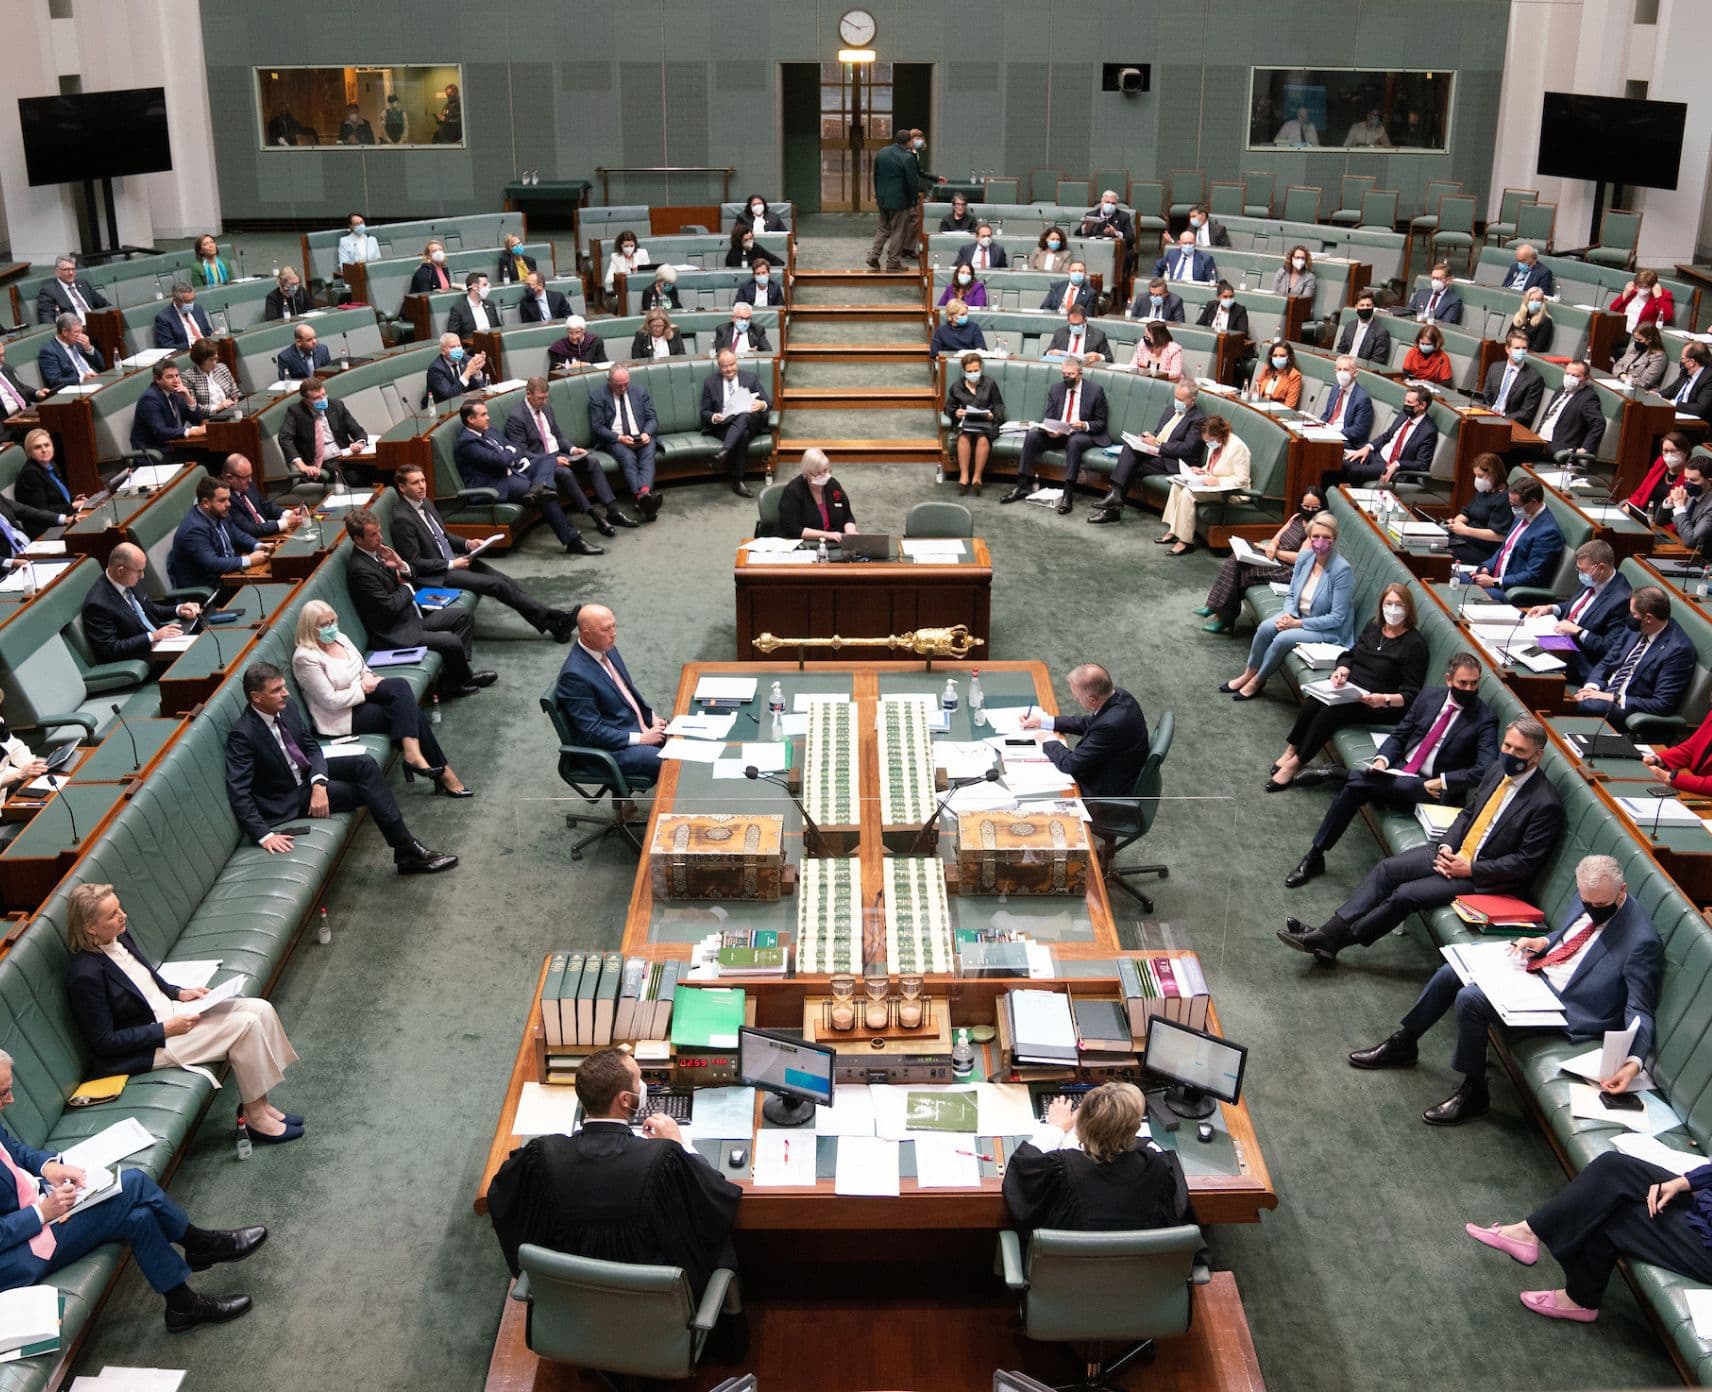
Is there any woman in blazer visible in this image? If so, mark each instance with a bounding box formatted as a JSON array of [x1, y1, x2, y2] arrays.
[[945, 352, 1005, 495], [1027, 228, 1073, 273], [408, 240, 454, 295], [637, 266, 682, 314], [1446, 454, 1514, 566], [1512, 290, 1555, 353], [14, 429, 82, 527], [1613, 324, 1668, 393], [777, 449, 857, 542], [603, 229, 646, 296], [64, 882, 303, 1142], [182, 340, 241, 416], [263, 267, 311, 320], [1129, 322, 1184, 381], [1253, 340, 1304, 408], [1159, 414, 1249, 556], [190, 234, 232, 288], [1222, 512, 1353, 699], [1610, 270, 1675, 332], [290, 600, 469, 795], [1199, 487, 1322, 633], [939, 264, 987, 308], [1270, 245, 1317, 300], [628, 309, 686, 361], [930, 301, 987, 357], [734, 195, 787, 235], [1401, 323, 1454, 384], [725, 225, 764, 268]]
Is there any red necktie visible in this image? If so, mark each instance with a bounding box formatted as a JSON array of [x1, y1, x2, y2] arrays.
[[1567, 585, 1596, 623], [1387, 420, 1412, 464], [1493, 517, 1527, 577], [1065, 386, 1078, 427], [1526, 918, 1601, 973]]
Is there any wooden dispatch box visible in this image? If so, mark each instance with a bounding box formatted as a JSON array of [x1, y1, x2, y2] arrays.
[[955, 809, 1092, 896], [648, 813, 787, 902]]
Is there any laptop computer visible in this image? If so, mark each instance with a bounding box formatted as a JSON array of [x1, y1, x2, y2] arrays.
[[831, 533, 890, 560]]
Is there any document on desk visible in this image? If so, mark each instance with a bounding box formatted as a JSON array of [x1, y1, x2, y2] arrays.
[[981, 707, 1035, 736], [911, 1134, 982, 1188], [150, 635, 196, 655], [1439, 943, 1566, 1027], [0, 563, 72, 593], [1610, 1131, 1707, 1177], [738, 537, 800, 555], [1001, 764, 1076, 798], [1616, 796, 1711, 831], [935, 741, 999, 779], [740, 743, 789, 773], [659, 738, 726, 763], [792, 693, 847, 712], [835, 1137, 901, 1196], [1568, 1082, 1678, 1136], [666, 712, 738, 740], [511, 1082, 581, 1139], [156, 960, 221, 991], [20, 540, 66, 558], [977, 1083, 1040, 1137], [694, 676, 759, 702], [813, 1084, 878, 1137], [752, 1131, 816, 1187], [60, 1117, 155, 1173], [690, 1087, 756, 1139], [319, 491, 371, 510], [899, 539, 966, 561]]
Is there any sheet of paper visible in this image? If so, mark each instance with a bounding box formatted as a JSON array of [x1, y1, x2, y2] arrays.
[[659, 738, 726, 763], [813, 1084, 877, 1137], [319, 491, 369, 509], [1687, 1289, 1712, 1342], [711, 760, 750, 779], [911, 1133, 983, 1188], [981, 707, 1037, 735], [666, 712, 738, 739], [976, 1083, 1040, 1137], [178, 978, 244, 1017], [792, 693, 847, 712], [20, 540, 66, 558], [1002, 765, 1076, 797], [935, 741, 999, 779], [464, 534, 505, 560], [60, 1117, 156, 1172], [835, 1136, 901, 1196], [0, 1285, 60, 1351], [694, 676, 758, 702], [688, 1086, 755, 1139], [986, 733, 1049, 761], [740, 743, 788, 773], [899, 539, 966, 561], [752, 550, 816, 565], [511, 1082, 581, 1139], [1119, 431, 1159, 455], [156, 960, 221, 991], [738, 537, 800, 555], [779, 713, 809, 736], [1561, 1046, 1654, 1093], [1440, 943, 1566, 1025], [946, 783, 1017, 815], [150, 635, 196, 654], [1568, 1082, 1678, 1135], [1616, 796, 1710, 830], [1610, 1131, 1707, 1176], [0, 562, 72, 592], [752, 1130, 816, 1187]]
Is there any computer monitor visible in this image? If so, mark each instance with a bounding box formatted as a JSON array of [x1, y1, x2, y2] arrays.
[[1143, 1017, 1247, 1120], [738, 1026, 836, 1127]]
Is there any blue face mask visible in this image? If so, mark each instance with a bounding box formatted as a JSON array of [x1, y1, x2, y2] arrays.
[[1172, 399, 1187, 413], [1069, 271, 1085, 285], [351, 223, 364, 236], [1576, 569, 1597, 589], [1101, 201, 1116, 215], [954, 315, 968, 326], [1509, 348, 1527, 364], [317, 623, 340, 643], [1149, 296, 1163, 307], [449, 346, 465, 362], [1047, 239, 1062, 250], [311, 397, 328, 412], [1500, 752, 1530, 777]]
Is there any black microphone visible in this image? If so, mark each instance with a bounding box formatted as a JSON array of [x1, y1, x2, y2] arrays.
[[47, 774, 79, 844], [1581, 697, 1616, 770], [1649, 782, 1674, 839], [340, 332, 352, 368], [911, 767, 1002, 854], [206, 621, 226, 672], [107, 465, 132, 529], [744, 765, 826, 858], [109, 702, 141, 770]]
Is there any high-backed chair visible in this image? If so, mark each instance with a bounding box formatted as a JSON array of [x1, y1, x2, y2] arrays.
[[1056, 179, 1092, 208], [1357, 189, 1399, 231], [510, 1245, 738, 1390], [1430, 194, 1478, 274], [1090, 170, 1131, 204], [754, 482, 788, 539], [1507, 200, 1557, 253], [1408, 179, 1464, 247], [1329, 175, 1378, 226], [904, 500, 973, 538], [1029, 170, 1062, 205], [1209, 183, 1244, 219], [984, 176, 1021, 204], [1128, 180, 1168, 242], [1587, 209, 1643, 270], [539, 683, 654, 860], [1167, 170, 1204, 220], [1281, 185, 1321, 225], [1241, 172, 1274, 218], [996, 1224, 1209, 1392], [1485, 187, 1538, 247], [1082, 709, 1174, 911]]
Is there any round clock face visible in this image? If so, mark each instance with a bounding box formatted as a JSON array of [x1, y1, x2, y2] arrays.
[[840, 8, 876, 44]]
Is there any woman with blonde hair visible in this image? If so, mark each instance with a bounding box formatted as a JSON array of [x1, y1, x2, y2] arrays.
[[628, 308, 685, 361], [408, 239, 453, 294], [64, 884, 303, 1141], [1158, 414, 1250, 556]]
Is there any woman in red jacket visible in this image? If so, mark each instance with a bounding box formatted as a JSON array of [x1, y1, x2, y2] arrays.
[[1627, 430, 1692, 516], [1645, 713, 1712, 795], [1609, 270, 1675, 333]]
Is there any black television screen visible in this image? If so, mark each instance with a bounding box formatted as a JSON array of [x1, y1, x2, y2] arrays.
[[17, 88, 172, 187], [1537, 92, 1686, 190]]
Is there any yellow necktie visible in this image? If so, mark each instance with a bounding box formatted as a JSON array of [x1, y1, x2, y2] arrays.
[[1455, 776, 1512, 861]]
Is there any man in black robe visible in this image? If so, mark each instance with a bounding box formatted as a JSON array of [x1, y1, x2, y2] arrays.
[[488, 1047, 745, 1351]]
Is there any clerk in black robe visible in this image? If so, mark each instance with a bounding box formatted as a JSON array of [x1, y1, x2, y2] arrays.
[[487, 1048, 742, 1306]]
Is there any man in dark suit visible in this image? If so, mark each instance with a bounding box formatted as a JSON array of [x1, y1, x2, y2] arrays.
[[1280, 717, 1563, 969], [446, 273, 498, 338], [1567, 586, 1694, 730], [227, 661, 455, 874], [1044, 307, 1111, 364], [502, 378, 634, 534], [390, 463, 579, 642], [426, 333, 490, 403], [547, 317, 607, 371], [1348, 854, 1658, 1126], [1319, 357, 1375, 448], [344, 509, 492, 697], [867, 128, 923, 272], [452, 399, 602, 556], [1154, 231, 1217, 284], [588, 366, 662, 519], [1078, 192, 1135, 277], [1039, 266, 1098, 317], [1194, 283, 1249, 337], [221, 454, 304, 541], [1499, 244, 1555, 296], [34, 257, 110, 324], [1661, 343, 1712, 423], [276, 377, 368, 487], [276, 324, 331, 381], [1483, 332, 1546, 424], [167, 477, 268, 591], [1472, 476, 1564, 601], [516, 272, 571, 324], [0, 340, 48, 430], [1525, 541, 1633, 685], [951, 226, 1008, 271], [700, 351, 771, 497], [732, 258, 784, 308], [554, 605, 666, 783], [1533, 361, 1606, 460], [151, 284, 214, 351], [81, 543, 202, 663], [713, 305, 773, 357], [37, 314, 104, 391], [495, 233, 537, 284], [1128, 279, 1186, 322], [1001, 359, 1110, 516], [1336, 388, 1437, 488], [1185, 206, 1231, 249], [1285, 654, 1498, 888], [1333, 295, 1393, 364], [1403, 265, 1466, 324], [1018, 663, 1149, 798], [1092, 379, 1206, 524], [131, 361, 210, 455], [1669, 458, 1712, 554]]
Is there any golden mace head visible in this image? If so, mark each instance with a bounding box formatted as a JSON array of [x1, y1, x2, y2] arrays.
[[752, 627, 984, 658]]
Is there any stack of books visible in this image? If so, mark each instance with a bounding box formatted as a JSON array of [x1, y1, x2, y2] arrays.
[[540, 952, 680, 1050], [1117, 955, 1210, 1035], [1000, 989, 1078, 1071], [688, 930, 790, 978]]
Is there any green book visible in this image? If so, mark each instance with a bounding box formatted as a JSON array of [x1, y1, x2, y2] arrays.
[[716, 946, 788, 975], [1116, 957, 1143, 1000], [575, 953, 603, 1045], [558, 953, 586, 1047], [650, 959, 683, 1038], [904, 1089, 979, 1132], [593, 952, 624, 1044], [614, 957, 648, 1040], [669, 985, 746, 1050], [540, 953, 569, 1048], [750, 930, 780, 949]]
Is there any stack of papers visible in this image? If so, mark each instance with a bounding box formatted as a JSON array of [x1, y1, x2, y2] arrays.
[[118, 348, 174, 369], [1560, 1024, 1653, 1092], [694, 677, 758, 703], [319, 491, 370, 509], [666, 712, 737, 740], [1302, 678, 1368, 706], [739, 537, 800, 555], [1, 561, 73, 592], [1567, 1082, 1678, 1135], [1119, 431, 1159, 456], [156, 960, 221, 991], [0, 1287, 59, 1359], [511, 1082, 580, 1139], [69, 1370, 186, 1391], [1610, 1131, 1705, 1176], [21, 540, 66, 558], [486, 378, 530, 394], [899, 539, 966, 561], [1440, 942, 1565, 1027], [935, 741, 999, 779], [1023, 488, 1065, 506], [659, 738, 725, 763], [1293, 643, 1346, 669]]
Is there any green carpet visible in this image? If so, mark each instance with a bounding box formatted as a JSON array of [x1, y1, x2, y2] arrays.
[[67, 224, 1683, 1391]]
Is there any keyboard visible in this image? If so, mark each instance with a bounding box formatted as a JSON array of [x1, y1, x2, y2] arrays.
[[632, 1088, 694, 1125], [1028, 1081, 1096, 1122]]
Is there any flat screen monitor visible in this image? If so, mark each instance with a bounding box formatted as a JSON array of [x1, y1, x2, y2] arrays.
[[1144, 1017, 1247, 1119], [738, 1026, 835, 1127], [1537, 92, 1686, 190], [18, 89, 172, 187]]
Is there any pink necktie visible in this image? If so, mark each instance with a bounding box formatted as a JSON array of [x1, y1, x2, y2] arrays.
[[1401, 704, 1457, 774], [1568, 586, 1595, 623], [600, 653, 647, 731], [1493, 518, 1526, 577], [0, 1150, 54, 1259]]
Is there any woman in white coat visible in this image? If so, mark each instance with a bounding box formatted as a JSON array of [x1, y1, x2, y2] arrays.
[[1159, 414, 1250, 556]]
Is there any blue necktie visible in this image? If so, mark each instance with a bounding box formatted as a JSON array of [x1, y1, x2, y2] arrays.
[[44, 469, 69, 504], [122, 585, 152, 631], [0, 513, 25, 557], [1495, 367, 1516, 412], [217, 521, 233, 555]]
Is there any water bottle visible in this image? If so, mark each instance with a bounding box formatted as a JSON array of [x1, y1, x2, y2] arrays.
[[997, 334, 1010, 358], [941, 677, 959, 713], [935, 458, 944, 484], [1448, 566, 1463, 596], [765, 456, 775, 486], [816, 537, 829, 564], [235, 1118, 252, 1161], [20, 566, 35, 598], [430, 693, 442, 726], [969, 670, 986, 726], [317, 906, 332, 945], [768, 682, 785, 720]]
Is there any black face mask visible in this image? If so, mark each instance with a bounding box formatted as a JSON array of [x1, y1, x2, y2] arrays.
[[1583, 898, 1621, 926], [1300, 503, 1319, 518], [1449, 687, 1478, 709], [1356, 307, 1374, 321]]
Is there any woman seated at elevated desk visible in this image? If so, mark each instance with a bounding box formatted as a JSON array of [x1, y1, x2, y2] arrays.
[[1445, 453, 1514, 567], [778, 449, 857, 544]]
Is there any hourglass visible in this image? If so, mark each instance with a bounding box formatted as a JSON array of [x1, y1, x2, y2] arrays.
[[828, 974, 857, 1032], [896, 974, 924, 1030], [863, 973, 891, 1031]]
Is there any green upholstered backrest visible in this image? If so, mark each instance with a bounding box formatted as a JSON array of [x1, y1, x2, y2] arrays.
[[230, 306, 385, 395], [131, 467, 214, 599], [1021, 1226, 1203, 1343], [18, 250, 198, 313], [302, 212, 527, 285], [517, 1246, 699, 1378], [903, 501, 973, 538], [1338, 174, 1377, 210], [359, 241, 545, 319]]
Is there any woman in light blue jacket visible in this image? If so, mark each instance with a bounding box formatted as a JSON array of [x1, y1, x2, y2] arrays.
[[1220, 511, 1354, 700]]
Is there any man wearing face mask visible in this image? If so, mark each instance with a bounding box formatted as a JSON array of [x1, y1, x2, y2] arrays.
[[713, 305, 773, 357], [1039, 262, 1097, 317], [1127, 277, 1186, 323], [1284, 652, 1498, 889], [1001, 359, 1109, 515], [1078, 190, 1135, 279], [902, 133, 942, 257], [1333, 388, 1436, 489], [939, 194, 977, 234], [1525, 540, 1632, 685], [1403, 264, 1465, 325], [1317, 356, 1373, 449], [426, 331, 490, 403], [516, 272, 571, 325], [1333, 293, 1392, 365], [1155, 231, 1216, 284], [1184, 205, 1231, 249], [264, 269, 311, 321], [1661, 343, 1712, 423], [1502, 243, 1555, 296], [1281, 717, 1563, 975], [868, 129, 924, 272], [1470, 477, 1563, 600], [1532, 361, 1605, 462], [1481, 331, 1545, 424], [953, 225, 1008, 272], [1567, 586, 1694, 730], [732, 257, 784, 308], [1091, 380, 1206, 525], [1043, 306, 1110, 365], [277, 378, 368, 487], [447, 273, 497, 337], [1194, 281, 1249, 337], [699, 350, 772, 497], [1669, 459, 1712, 554], [1348, 854, 1657, 1129]]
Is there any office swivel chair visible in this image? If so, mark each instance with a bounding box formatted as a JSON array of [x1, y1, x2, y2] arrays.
[[1082, 709, 1173, 911], [539, 685, 654, 860], [995, 1225, 1210, 1391]]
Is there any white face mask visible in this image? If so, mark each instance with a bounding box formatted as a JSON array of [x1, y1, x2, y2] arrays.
[[1383, 604, 1407, 626], [430, 249, 445, 263], [1664, 452, 1684, 468], [808, 472, 831, 488], [1563, 376, 1582, 393], [751, 204, 765, 216], [1292, 256, 1306, 270], [1474, 476, 1495, 493], [977, 236, 992, 248], [633, 1079, 647, 1114], [1335, 370, 1353, 387], [1430, 277, 1445, 292], [956, 272, 972, 284], [476, 285, 490, 301], [1219, 298, 1234, 310]]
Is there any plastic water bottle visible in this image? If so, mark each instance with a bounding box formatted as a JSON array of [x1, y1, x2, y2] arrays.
[[235, 1118, 252, 1162], [765, 456, 775, 486], [935, 458, 944, 484], [770, 706, 785, 740], [768, 682, 785, 720], [941, 677, 959, 713], [317, 907, 332, 945], [969, 670, 986, 726], [430, 693, 442, 726], [816, 537, 829, 564]]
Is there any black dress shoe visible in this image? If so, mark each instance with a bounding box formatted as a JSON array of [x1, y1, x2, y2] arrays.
[[446, 682, 482, 698], [1262, 777, 1291, 793], [397, 845, 459, 875], [710, 449, 729, 472], [1282, 916, 1312, 937], [1348, 1032, 1420, 1070], [1097, 488, 1124, 508], [1423, 1079, 1490, 1125], [184, 1225, 268, 1272], [999, 484, 1031, 504], [1056, 496, 1073, 516], [1292, 767, 1343, 789], [567, 536, 605, 556], [165, 1290, 252, 1333], [1275, 926, 1339, 966], [1087, 506, 1121, 525], [547, 616, 577, 643], [471, 670, 499, 687], [732, 480, 753, 498], [605, 507, 640, 528], [1284, 849, 1326, 888], [637, 492, 662, 519], [592, 516, 617, 538]]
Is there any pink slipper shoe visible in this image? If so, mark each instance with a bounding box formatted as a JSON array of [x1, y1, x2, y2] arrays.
[[1466, 1222, 1539, 1265], [1520, 1290, 1597, 1323]]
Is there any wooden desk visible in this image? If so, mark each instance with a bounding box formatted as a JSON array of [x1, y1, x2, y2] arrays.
[[733, 541, 993, 662], [2, 718, 183, 824], [61, 495, 156, 566], [0, 783, 128, 910]]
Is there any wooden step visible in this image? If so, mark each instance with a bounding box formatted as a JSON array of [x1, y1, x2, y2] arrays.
[[780, 386, 938, 409], [778, 439, 943, 463], [789, 304, 927, 321], [787, 343, 928, 364], [792, 269, 921, 287]]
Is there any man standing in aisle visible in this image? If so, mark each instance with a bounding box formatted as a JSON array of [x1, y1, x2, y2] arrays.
[[868, 130, 923, 273]]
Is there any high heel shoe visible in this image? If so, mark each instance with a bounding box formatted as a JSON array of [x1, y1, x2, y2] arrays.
[[402, 762, 446, 784], [1193, 605, 1214, 617], [427, 768, 475, 799]]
